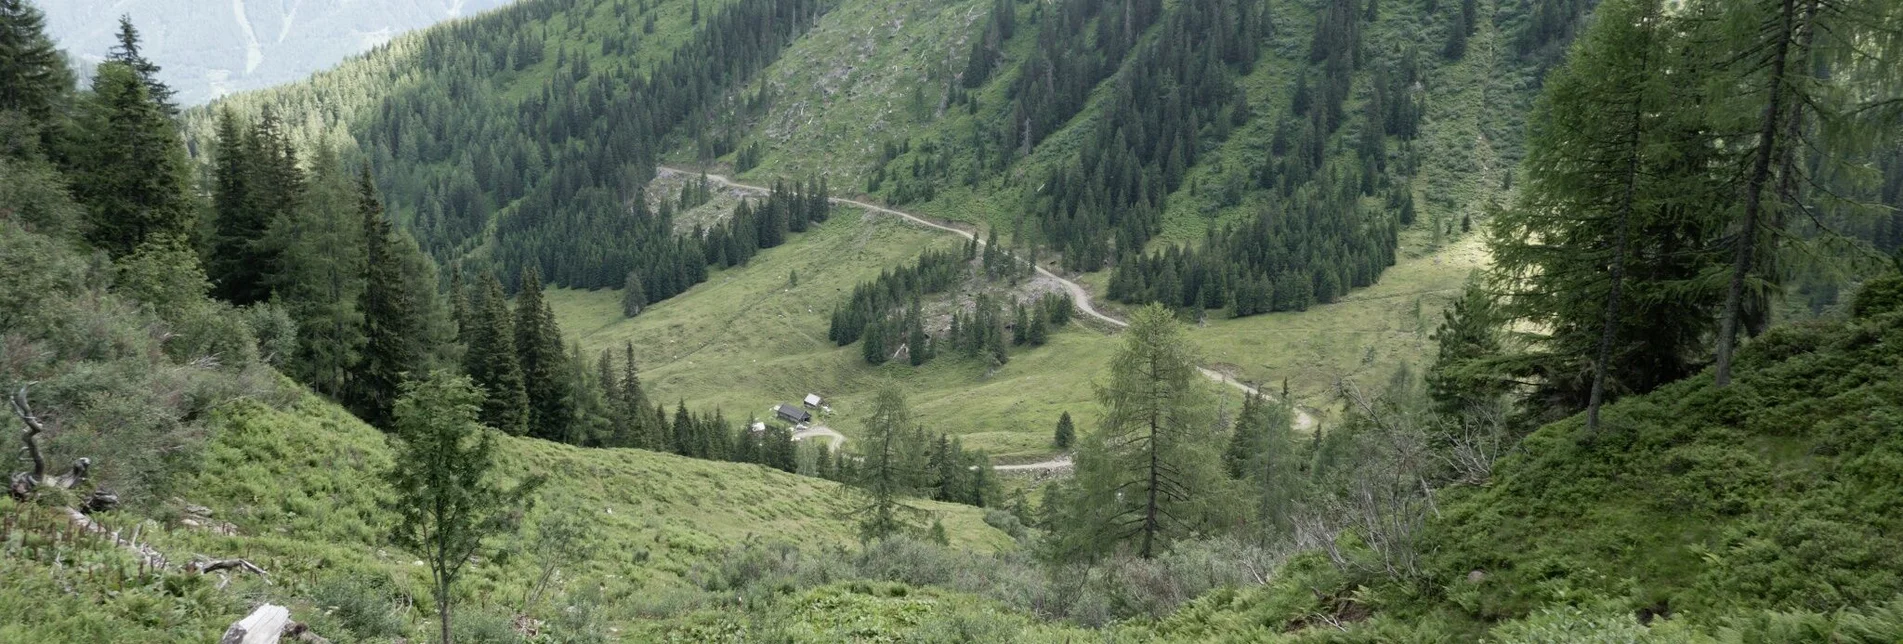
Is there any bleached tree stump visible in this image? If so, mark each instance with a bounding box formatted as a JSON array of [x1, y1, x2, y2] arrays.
[[220, 604, 291, 644]]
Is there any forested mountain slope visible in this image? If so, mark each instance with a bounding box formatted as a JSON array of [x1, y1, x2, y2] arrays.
[[191, 0, 1588, 315], [185, 0, 827, 296], [709, 0, 1582, 312]]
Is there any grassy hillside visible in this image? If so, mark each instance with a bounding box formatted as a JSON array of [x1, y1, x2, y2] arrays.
[[547, 206, 1122, 460], [3, 389, 1010, 641], [552, 193, 1490, 460], [1144, 278, 1903, 640]]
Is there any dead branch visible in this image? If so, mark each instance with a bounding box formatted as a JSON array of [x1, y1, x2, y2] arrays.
[[190, 558, 271, 579], [12, 383, 46, 484]]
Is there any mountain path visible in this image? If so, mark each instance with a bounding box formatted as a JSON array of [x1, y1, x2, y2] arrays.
[[658, 167, 1320, 471]]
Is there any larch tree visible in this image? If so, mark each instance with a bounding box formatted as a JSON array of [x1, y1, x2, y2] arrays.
[[1707, 0, 1903, 386], [269, 144, 365, 400], [1062, 304, 1221, 559], [1221, 393, 1301, 538], [1488, 0, 1730, 418], [852, 385, 927, 541]]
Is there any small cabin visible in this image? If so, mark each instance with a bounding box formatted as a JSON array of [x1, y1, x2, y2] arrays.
[[775, 403, 811, 424], [803, 393, 823, 408]]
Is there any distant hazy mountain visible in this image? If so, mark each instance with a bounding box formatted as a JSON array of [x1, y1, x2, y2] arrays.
[[41, 0, 517, 105]]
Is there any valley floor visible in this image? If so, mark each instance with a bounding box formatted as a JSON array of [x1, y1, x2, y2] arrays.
[[549, 179, 1489, 461]]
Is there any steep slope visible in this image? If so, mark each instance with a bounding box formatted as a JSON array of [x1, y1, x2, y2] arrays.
[[183, 0, 824, 295], [696, 0, 1567, 260], [1148, 277, 1903, 639], [196, 0, 1576, 319], [43, 0, 516, 105]]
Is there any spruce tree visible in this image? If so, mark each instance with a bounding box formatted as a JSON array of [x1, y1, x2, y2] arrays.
[[106, 16, 175, 115], [210, 108, 302, 305], [355, 168, 425, 428], [465, 274, 530, 435], [1053, 411, 1075, 449], [671, 401, 694, 456], [617, 342, 650, 448], [621, 269, 646, 317], [72, 62, 192, 257], [1426, 280, 1506, 417], [515, 266, 574, 442], [862, 320, 887, 365], [0, 0, 71, 128], [1028, 312, 1049, 346]]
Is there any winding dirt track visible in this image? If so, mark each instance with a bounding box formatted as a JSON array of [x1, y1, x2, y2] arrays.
[[657, 168, 1319, 470]]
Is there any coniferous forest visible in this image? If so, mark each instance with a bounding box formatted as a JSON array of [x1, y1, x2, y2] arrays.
[[6, 0, 1903, 641]]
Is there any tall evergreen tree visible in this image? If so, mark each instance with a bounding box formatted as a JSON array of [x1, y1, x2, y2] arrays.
[[72, 62, 193, 257], [1425, 279, 1507, 418], [1222, 393, 1301, 537], [106, 16, 175, 115], [465, 274, 530, 435], [1053, 410, 1075, 449], [852, 385, 926, 541], [616, 341, 650, 448], [0, 0, 71, 130], [621, 269, 646, 317], [270, 144, 366, 400], [515, 266, 574, 441], [1707, 0, 1903, 386], [210, 108, 302, 305], [1491, 0, 1732, 417], [355, 168, 425, 428]]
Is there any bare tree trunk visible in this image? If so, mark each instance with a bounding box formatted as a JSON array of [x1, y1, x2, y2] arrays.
[[1716, 0, 1799, 387], [438, 575, 454, 644], [1141, 353, 1161, 559], [1587, 2, 1659, 431]]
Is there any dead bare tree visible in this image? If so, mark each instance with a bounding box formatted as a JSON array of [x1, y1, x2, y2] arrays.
[[1291, 380, 1440, 580], [9, 384, 48, 498], [1441, 401, 1512, 487]]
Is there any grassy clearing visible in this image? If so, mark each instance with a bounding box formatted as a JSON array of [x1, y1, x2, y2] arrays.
[[554, 202, 1490, 464], [549, 208, 1122, 460], [1186, 233, 1491, 420]]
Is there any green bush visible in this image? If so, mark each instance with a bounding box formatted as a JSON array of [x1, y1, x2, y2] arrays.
[[1853, 276, 1903, 318]]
